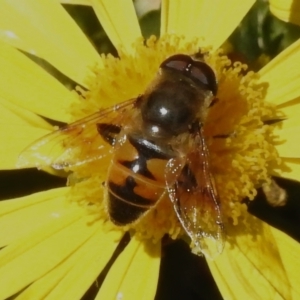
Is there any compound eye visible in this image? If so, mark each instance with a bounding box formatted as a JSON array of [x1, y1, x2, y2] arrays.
[[160, 54, 218, 95], [190, 61, 218, 95], [160, 54, 192, 72]]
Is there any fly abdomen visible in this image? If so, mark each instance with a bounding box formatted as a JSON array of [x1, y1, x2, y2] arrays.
[[106, 133, 176, 225], [107, 163, 165, 225]]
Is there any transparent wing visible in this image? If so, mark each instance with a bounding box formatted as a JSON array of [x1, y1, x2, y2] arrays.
[[165, 126, 224, 259], [17, 99, 137, 169]]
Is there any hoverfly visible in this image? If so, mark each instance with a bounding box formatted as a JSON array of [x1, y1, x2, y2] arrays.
[[18, 54, 224, 258]]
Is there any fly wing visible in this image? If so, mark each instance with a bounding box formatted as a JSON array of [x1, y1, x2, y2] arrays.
[[17, 99, 137, 169], [165, 127, 224, 259]]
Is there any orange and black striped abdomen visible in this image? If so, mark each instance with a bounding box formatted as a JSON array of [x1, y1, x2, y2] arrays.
[[107, 134, 175, 225]]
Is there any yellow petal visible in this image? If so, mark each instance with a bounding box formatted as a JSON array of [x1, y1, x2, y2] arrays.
[[161, 0, 255, 49], [273, 118, 300, 158], [91, 0, 142, 54], [0, 187, 68, 215], [60, 0, 91, 4], [0, 0, 102, 86], [0, 205, 97, 299], [0, 96, 52, 130], [96, 236, 161, 300], [135, 0, 161, 17], [207, 217, 291, 299], [278, 96, 300, 117], [273, 157, 300, 182], [16, 226, 122, 300], [0, 187, 70, 247], [269, 0, 300, 26], [0, 100, 51, 170], [270, 226, 300, 299], [258, 38, 300, 105], [0, 41, 78, 122]]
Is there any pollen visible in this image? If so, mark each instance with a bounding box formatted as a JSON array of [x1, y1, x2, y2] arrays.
[[67, 35, 280, 246]]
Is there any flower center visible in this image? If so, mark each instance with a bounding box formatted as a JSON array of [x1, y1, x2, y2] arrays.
[[67, 35, 280, 245]]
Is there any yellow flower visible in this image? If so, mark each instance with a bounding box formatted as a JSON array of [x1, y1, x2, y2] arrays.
[[269, 0, 300, 26], [0, 0, 299, 299]]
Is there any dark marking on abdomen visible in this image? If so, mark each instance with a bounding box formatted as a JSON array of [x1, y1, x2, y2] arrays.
[[108, 176, 153, 225], [109, 176, 154, 207], [119, 133, 175, 180], [108, 191, 149, 225]]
